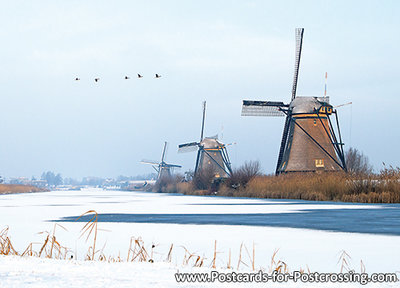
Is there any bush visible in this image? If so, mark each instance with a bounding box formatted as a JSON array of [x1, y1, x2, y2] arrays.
[[192, 168, 215, 190], [225, 161, 262, 189]]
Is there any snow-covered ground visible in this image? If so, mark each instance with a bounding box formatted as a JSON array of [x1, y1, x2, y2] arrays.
[[0, 189, 399, 287]]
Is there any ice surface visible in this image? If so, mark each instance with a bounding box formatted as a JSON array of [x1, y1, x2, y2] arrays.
[[0, 189, 399, 287]]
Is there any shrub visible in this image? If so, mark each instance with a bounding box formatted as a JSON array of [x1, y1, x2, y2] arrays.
[[225, 161, 261, 189]]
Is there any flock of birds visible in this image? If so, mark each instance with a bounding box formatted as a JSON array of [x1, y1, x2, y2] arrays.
[[74, 74, 161, 82]]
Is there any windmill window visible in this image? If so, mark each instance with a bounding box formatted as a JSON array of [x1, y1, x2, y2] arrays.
[[315, 159, 324, 168]]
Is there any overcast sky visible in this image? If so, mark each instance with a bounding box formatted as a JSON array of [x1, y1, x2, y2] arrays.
[[0, 0, 398, 179]]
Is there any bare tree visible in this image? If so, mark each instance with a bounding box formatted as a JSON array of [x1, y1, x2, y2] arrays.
[[345, 147, 373, 175], [227, 160, 262, 189]]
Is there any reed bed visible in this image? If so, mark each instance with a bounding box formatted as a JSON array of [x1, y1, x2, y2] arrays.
[[0, 211, 369, 274], [174, 166, 400, 203], [0, 184, 46, 195]]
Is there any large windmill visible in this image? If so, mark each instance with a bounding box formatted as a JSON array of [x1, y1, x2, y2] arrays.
[[178, 101, 232, 179], [241, 28, 346, 174], [141, 142, 182, 180]]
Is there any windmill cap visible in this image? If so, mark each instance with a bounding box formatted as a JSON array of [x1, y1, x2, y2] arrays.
[[200, 137, 225, 149], [290, 96, 331, 114]]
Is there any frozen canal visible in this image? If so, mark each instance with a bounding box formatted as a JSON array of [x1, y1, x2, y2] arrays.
[[0, 189, 399, 274]]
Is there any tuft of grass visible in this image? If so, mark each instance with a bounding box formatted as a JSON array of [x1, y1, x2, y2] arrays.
[[127, 237, 149, 262], [338, 250, 352, 273], [76, 210, 98, 260], [0, 227, 18, 256], [38, 223, 68, 259]]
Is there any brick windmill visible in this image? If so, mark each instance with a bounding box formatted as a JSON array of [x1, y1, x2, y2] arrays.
[[241, 28, 346, 174], [178, 101, 232, 179]]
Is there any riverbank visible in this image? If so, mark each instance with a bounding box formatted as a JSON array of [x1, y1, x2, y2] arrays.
[[170, 168, 400, 204], [0, 184, 47, 195]]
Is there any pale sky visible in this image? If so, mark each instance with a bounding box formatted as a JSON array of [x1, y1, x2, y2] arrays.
[[0, 0, 398, 178]]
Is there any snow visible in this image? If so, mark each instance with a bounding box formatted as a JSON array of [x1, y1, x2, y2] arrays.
[[0, 189, 399, 287], [0, 256, 398, 288]]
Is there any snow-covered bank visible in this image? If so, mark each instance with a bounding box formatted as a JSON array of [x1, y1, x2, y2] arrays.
[[0, 256, 398, 288], [0, 189, 399, 287]]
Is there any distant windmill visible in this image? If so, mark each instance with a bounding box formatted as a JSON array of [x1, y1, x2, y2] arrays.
[[178, 101, 232, 179], [241, 28, 346, 174], [141, 142, 181, 180]]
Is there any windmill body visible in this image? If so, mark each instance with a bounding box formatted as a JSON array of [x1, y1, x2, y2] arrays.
[[196, 137, 231, 178], [277, 96, 343, 173], [179, 101, 232, 179], [242, 28, 346, 174]]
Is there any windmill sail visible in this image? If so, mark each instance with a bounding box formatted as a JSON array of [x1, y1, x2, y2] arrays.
[[164, 164, 182, 168], [140, 160, 160, 166], [200, 101, 206, 141], [178, 142, 199, 153], [160, 141, 168, 163], [241, 100, 287, 117], [275, 28, 304, 174], [291, 28, 304, 101]]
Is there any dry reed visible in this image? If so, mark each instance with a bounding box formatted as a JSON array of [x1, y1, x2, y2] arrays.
[[0, 213, 371, 275], [175, 166, 400, 203]]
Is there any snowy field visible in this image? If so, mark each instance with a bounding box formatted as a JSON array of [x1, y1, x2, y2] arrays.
[[0, 189, 399, 287]]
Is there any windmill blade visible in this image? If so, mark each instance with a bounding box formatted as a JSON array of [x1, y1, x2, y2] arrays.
[[241, 100, 287, 117], [200, 101, 206, 141], [291, 28, 304, 101], [161, 141, 168, 163], [164, 163, 182, 168], [140, 160, 160, 165], [178, 142, 199, 153], [334, 102, 352, 108]]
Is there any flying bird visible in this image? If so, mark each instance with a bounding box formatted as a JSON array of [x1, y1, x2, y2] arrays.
[[75, 78, 80, 81], [94, 78, 100, 82], [137, 74, 143, 78], [124, 76, 130, 80], [155, 74, 161, 78]]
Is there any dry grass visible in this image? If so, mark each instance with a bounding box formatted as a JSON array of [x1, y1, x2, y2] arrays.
[[176, 167, 400, 203], [38, 224, 68, 259], [235, 170, 400, 203], [0, 211, 372, 274], [0, 184, 46, 195], [76, 210, 98, 260]]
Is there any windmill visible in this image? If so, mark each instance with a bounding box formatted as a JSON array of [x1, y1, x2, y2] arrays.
[[178, 101, 232, 179], [141, 142, 182, 180], [241, 28, 346, 174]]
